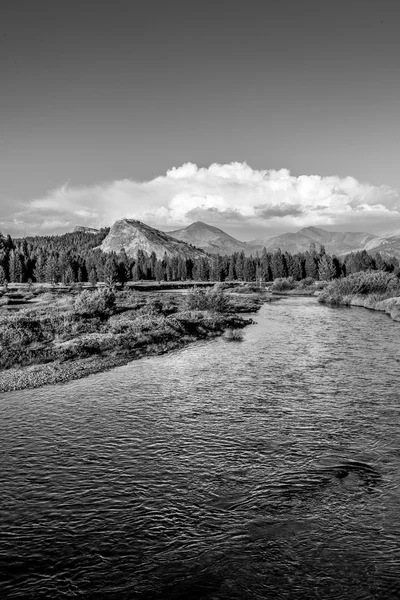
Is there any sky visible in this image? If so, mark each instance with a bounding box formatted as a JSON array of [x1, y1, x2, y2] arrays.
[[1, 0, 400, 241]]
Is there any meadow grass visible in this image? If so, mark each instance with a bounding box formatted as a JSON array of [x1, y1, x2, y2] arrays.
[[0, 287, 256, 378]]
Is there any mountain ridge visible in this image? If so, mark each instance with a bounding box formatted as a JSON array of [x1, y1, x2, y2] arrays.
[[90, 219, 400, 260], [248, 226, 382, 256], [167, 221, 249, 255]]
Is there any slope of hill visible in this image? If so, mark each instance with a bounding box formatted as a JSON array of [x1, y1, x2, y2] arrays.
[[363, 233, 400, 259], [167, 221, 248, 255], [248, 226, 382, 255], [100, 219, 206, 259]]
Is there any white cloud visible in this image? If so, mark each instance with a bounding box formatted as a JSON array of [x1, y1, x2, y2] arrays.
[[4, 162, 400, 237]]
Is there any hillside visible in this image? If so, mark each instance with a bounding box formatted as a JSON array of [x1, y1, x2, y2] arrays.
[[363, 233, 400, 259], [167, 221, 249, 255], [100, 219, 206, 260]]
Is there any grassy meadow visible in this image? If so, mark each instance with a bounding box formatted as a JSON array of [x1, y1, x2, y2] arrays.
[[0, 284, 266, 391]]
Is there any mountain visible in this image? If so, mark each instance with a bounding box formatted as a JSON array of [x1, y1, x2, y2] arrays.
[[248, 226, 383, 256], [96, 219, 400, 260], [362, 233, 400, 259], [74, 226, 99, 233], [167, 221, 249, 255], [100, 219, 206, 260]]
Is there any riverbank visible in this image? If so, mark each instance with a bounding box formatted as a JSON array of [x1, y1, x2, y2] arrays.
[[318, 271, 400, 321], [0, 286, 262, 392], [0, 322, 249, 392]]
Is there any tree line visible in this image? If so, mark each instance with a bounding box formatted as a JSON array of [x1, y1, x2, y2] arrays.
[[0, 229, 399, 286]]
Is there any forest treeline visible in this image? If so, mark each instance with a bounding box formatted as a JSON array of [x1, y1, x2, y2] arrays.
[[0, 229, 399, 285]]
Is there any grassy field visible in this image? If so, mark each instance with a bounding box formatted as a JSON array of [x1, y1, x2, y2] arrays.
[[0, 284, 267, 392]]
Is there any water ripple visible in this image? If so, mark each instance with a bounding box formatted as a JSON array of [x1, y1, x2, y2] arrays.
[[1, 298, 400, 599]]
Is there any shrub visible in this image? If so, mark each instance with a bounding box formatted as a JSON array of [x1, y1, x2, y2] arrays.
[[319, 271, 400, 304], [223, 328, 243, 341], [298, 277, 315, 288], [74, 288, 116, 317], [272, 277, 295, 291], [185, 288, 231, 313]]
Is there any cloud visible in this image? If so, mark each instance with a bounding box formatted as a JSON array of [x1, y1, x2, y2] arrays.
[[3, 162, 400, 237]]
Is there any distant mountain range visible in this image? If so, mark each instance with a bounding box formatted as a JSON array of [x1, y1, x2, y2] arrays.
[[168, 221, 249, 255], [100, 219, 206, 260], [248, 226, 380, 256], [168, 222, 400, 258], [250, 226, 400, 258], [73, 218, 400, 259]]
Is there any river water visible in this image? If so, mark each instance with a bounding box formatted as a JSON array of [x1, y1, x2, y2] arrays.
[[1, 297, 400, 599]]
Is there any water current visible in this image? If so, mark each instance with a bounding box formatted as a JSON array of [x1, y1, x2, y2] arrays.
[[1, 297, 400, 599]]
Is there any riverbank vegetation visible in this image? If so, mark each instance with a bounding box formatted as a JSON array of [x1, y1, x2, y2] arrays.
[[318, 271, 400, 321], [0, 286, 260, 392]]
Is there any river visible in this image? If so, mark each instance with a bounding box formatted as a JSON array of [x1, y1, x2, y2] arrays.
[[1, 297, 400, 599]]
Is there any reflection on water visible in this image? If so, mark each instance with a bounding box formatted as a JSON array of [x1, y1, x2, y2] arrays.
[[1, 297, 400, 599]]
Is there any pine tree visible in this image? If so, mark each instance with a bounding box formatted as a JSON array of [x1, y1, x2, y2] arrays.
[[243, 257, 256, 281], [155, 261, 165, 282], [318, 254, 336, 281], [8, 250, 23, 283], [235, 251, 245, 280], [228, 258, 235, 281], [64, 265, 76, 284], [89, 267, 98, 286], [104, 256, 119, 286], [304, 251, 318, 279], [34, 252, 46, 283], [271, 249, 287, 279], [45, 255, 59, 283]]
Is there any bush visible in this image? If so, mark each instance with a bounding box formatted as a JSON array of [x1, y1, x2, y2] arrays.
[[74, 288, 116, 317], [319, 271, 400, 304], [271, 277, 295, 291], [298, 277, 315, 288], [223, 328, 243, 341], [185, 288, 231, 313]]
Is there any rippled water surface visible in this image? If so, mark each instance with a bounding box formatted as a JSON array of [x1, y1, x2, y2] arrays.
[[1, 297, 400, 599]]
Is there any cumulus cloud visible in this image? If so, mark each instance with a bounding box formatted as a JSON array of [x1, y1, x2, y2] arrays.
[[4, 162, 400, 237]]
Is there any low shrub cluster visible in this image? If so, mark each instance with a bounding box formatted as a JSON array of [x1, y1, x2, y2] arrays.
[[223, 328, 243, 341], [319, 271, 400, 305], [185, 287, 232, 312], [271, 277, 296, 291], [74, 288, 116, 317]]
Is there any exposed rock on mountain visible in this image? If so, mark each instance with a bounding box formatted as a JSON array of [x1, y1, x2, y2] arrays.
[[167, 221, 249, 255], [100, 219, 206, 259], [74, 226, 99, 233]]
